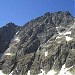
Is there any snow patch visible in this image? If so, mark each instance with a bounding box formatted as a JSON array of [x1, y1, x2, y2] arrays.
[[36, 65, 73, 75], [15, 37, 20, 42], [45, 51, 48, 57], [56, 27, 59, 29], [15, 68, 18, 73], [5, 53, 12, 56], [0, 70, 6, 75], [64, 31, 71, 35], [56, 36, 61, 39], [16, 31, 19, 34], [58, 64, 72, 75], [65, 36, 73, 41], [0, 70, 13, 75], [46, 70, 57, 75], [56, 26, 63, 35], [38, 69, 45, 75], [58, 32, 63, 35], [27, 70, 30, 75]]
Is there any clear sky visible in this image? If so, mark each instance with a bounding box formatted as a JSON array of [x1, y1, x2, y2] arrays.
[[0, 0, 75, 27]]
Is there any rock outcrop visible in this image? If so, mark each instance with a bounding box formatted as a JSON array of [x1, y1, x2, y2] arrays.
[[0, 23, 21, 53], [0, 11, 75, 75]]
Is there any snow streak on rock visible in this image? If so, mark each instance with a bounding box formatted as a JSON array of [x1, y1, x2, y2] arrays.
[[58, 64, 72, 75], [46, 70, 57, 75], [16, 31, 19, 35], [44, 51, 48, 57], [64, 31, 71, 35], [56, 36, 61, 39], [65, 36, 73, 41], [5, 53, 12, 56], [38, 69, 45, 75], [27, 70, 30, 75], [0, 70, 6, 75]]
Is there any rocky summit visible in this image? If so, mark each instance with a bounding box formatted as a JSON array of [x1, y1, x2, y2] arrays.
[[0, 11, 75, 75], [0, 23, 21, 54]]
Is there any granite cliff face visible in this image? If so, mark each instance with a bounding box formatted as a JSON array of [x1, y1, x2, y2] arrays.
[[0, 11, 75, 75]]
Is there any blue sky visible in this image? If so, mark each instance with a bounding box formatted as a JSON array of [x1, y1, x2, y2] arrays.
[[0, 0, 74, 27]]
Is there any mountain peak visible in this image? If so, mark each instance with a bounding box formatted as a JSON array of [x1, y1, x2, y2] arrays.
[[44, 11, 72, 16], [0, 11, 75, 75], [6, 22, 18, 27], [0, 23, 21, 53]]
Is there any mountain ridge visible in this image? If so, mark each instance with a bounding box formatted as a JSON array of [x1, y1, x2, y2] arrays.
[[0, 11, 75, 75], [0, 22, 21, 53]]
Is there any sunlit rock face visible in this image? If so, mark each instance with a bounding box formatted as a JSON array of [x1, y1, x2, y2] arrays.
[[0, 11, 75, 75]]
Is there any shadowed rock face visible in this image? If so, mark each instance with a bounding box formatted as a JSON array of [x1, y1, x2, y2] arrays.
[[0, 23, 21, 53], [0, 11, 75, 75]]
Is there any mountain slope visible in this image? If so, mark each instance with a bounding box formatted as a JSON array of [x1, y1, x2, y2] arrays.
[[0, 11, 75, 75], [0, 23, 21, 53]]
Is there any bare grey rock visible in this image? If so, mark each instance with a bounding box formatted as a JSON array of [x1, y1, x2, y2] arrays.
[[0, 11, 75, 75]]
